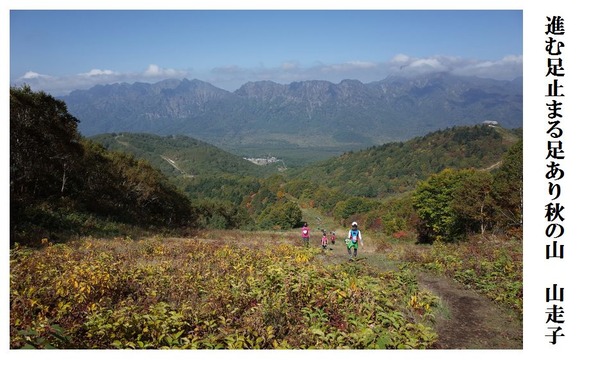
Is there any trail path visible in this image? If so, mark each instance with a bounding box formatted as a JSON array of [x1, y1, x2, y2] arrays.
[[160, 155, 194, 177], [197, 226, 523, 349], [317, 236, 522, 349], [417, 271, 522, 349], [267, 202, 523, 349]]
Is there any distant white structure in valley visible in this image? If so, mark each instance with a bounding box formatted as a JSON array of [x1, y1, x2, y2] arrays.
[[483, 120, 499, 126], [244, 156, 281, 166]]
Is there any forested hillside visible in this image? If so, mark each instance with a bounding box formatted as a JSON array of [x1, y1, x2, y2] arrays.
[[91, 132, 279, 178], [10, 86, 195, 244], [279, 137, 522, 242], [89, 132, 301, 230], [288, 124, 521, 197]]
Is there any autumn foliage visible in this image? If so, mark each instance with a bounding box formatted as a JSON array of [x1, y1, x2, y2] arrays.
[[10, 236, 438, 349]]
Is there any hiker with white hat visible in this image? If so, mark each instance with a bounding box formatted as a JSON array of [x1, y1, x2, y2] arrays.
[[345, 221, 364, 261]]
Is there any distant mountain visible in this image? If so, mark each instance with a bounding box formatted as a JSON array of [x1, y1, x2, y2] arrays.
[[65, 79, 237, 136], [62, 74, 522, 163]]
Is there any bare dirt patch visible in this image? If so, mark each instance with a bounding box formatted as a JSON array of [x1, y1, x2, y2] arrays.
[[417, 271, 522, 349]]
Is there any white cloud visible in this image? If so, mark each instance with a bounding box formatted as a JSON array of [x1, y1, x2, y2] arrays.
[[22, 71, 51, 79], [281, 61, 299, 70], [143, 64, 185, 78], [409, 58, 446, 70], [12, 64, 191, 96], [321, 61, 377, 73], [347, 61, 377, 69], [143, 64, 162, 76], [79, 69, 116, 77], [12, 55, 522, 96], [450, 55, 523, 79], [391, 54, 410, 64], [383, 54, 523, 80], [501, 54, 522, 64], [205, 53, 522, 91]]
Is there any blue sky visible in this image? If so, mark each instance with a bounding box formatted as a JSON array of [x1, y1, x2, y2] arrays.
[[10, 10, 523, 95]]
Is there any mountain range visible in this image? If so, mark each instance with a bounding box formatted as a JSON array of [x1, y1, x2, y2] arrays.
[[62, 73, 522, 164]]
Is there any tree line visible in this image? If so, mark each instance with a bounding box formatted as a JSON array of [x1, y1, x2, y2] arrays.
[[288, 124, 521, 197], [10, 86, 305, 244]]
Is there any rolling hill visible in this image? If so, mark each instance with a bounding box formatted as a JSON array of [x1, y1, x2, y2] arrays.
[[286, 124, 521, 197], [90, 124, 521, 203], [90, 132, 280, 178]]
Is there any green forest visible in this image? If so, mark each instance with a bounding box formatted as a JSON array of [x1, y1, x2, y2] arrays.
[[10, 85, 522, 349]]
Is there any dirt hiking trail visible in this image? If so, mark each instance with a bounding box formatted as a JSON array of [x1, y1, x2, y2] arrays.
[[318, 236, 522, 349], [198, 228, 523, 349], [417, 271, 522, 349]]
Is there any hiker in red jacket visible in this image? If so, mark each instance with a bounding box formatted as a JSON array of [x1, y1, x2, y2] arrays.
[[321, 231, 328, 250]]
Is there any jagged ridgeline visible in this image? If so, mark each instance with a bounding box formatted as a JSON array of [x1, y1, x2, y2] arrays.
[[288, 124, 522, 197], [62, 75, 523, 166]]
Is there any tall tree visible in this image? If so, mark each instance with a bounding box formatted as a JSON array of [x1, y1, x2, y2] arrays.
[[452, 170, 495, 235], [492, 140, 523, 230], [413, 168, 472, 242]]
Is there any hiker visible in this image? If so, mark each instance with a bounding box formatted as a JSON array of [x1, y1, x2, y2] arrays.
[[301, 222, 310, 247], [345, 221, 364, 260], [330, 232, 336, 245], [321, 231, 328, 250]]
